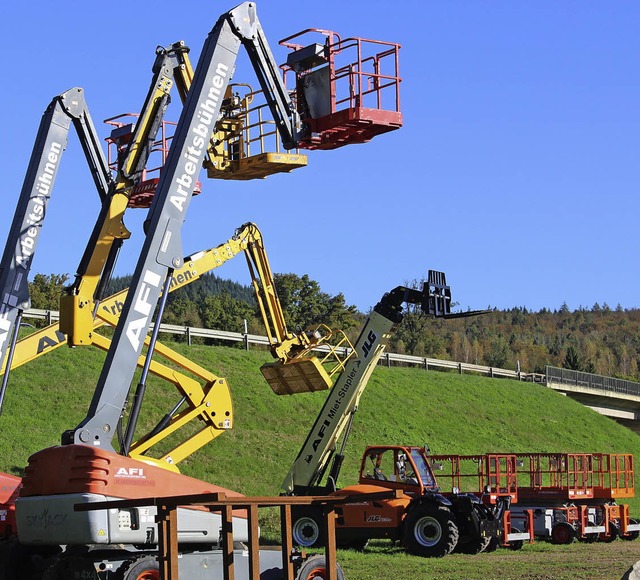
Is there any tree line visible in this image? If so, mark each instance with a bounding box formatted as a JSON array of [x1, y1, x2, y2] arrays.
[[28, 273, 640, 382]]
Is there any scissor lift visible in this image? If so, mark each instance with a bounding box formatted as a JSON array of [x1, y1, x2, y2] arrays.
[[512, 452, 639, 543]]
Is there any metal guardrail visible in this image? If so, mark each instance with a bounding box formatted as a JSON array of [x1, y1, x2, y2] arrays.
[[21, 310, 640, 399], [546, 366, 640, 398], [22, 308, 533, 381]]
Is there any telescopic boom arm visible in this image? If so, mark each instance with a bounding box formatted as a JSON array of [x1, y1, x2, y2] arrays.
[[282, 271, 485, 494], [64, 3, 303, 451], [0, 88, 112, 413]]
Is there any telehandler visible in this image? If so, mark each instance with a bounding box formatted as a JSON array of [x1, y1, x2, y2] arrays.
[[281, 273, 507, 557]]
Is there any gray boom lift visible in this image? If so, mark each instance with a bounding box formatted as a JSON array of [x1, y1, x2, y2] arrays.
[[62, 2, 301, 452], [0, 88, 111, 412]]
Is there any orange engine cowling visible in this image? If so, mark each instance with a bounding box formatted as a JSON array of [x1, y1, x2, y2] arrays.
[[16, 445, 249, 546]]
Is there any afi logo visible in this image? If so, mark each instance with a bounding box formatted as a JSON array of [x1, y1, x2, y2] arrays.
[[361, 330, 377, 358], [116, 467, 144, 477], [126, 270, 162, 350]]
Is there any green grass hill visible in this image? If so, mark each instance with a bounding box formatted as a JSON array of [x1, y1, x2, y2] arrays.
[[1, 340, 638, 517]]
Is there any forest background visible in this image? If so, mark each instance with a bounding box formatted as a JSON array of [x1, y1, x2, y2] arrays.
[[29, 271, 640, 381]]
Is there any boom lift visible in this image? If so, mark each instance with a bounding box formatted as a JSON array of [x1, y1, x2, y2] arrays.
[[9, 3, 402, 577], [281, 272, 504, 557], [0, 87, 112, 413], [0, 4, 403, 409]]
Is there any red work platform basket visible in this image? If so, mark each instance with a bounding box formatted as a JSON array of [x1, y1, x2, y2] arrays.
[[280, 29, 402, 150], [104, 114, 202, 209]]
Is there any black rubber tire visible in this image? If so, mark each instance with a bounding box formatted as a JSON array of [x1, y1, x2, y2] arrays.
[[454, 535, 491, 554], [117, 555, 160, 580], [508, 527, 524, 551], [295, 555, 345, 580], [402, 503, 459, 558], [484, 535, 501, 552], [621, 519, 640, 541], [551, 522, 575, 545], [291, 509, 325, 548]]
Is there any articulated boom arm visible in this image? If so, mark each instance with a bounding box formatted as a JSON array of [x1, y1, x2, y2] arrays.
[[282, 271, 457, 494], [237, 222, 312, 361], [65, 3, 305, 451], [61, 42, 193, 348], [235, 223, 354, 395], [0, 88, 112, 412]]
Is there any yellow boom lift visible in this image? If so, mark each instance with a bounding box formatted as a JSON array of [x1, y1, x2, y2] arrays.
[[2, 221, 352, 469]]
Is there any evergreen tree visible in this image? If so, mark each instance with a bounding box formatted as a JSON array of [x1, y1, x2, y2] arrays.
[[563, 346, 581, 371]]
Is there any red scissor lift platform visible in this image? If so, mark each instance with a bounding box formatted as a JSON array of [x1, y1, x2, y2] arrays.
[[280, 29, 402, 150], [513, 452, 639, 543]]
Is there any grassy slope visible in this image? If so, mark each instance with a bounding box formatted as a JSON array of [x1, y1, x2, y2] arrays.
[[3, 341, 640, 579], [2, 341, 638, 507]]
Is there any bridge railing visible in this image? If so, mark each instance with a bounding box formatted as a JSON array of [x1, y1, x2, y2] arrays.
[[546, 366, 640, 397]]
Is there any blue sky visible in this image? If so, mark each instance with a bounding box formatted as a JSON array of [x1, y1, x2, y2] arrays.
[[1, 1, 638, 314]]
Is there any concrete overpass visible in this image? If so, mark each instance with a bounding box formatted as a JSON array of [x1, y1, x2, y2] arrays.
[[544, 366, 640, 435]]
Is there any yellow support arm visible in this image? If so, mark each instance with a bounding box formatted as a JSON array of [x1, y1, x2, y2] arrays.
[[60, 43, 189, 346], [90, 313, 233, 472], [3, 232, 248, 373]]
